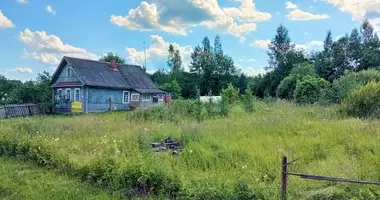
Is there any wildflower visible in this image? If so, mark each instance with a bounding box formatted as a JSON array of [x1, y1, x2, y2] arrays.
[[54, 138, 60, 141], [189, 150, 193, 153], [144, 128, 149, 131], [242, 165, 247, 169], [36, 131, 39, 134]]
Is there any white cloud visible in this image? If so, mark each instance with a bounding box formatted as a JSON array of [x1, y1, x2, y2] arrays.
[[110, 0, 271, 39], [126, 35, 193, 71], [293, 40, 324, 50], [239, 36, 247, 44], [286, 2, 329, 21], [249, 39, 270, 49], [0, 10, 15, 28], [317, 0, 380, 32], [19, 29, 99, 65], [16, 0, 28, 4], [236, 64, 266, 76], [238, 58, 256, 62], [286, 2, 299, 10], [46, 5, 56, 15], [7, 67, 33, 73], [304, 32, 309, 35]]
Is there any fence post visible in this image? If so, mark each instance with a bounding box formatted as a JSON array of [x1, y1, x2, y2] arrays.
[[27, 105, 32, 116], [281, 156, 288, 200], [4, 105, 8, 118]]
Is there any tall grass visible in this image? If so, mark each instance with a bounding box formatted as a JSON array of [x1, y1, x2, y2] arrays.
[[0, 101, 380, 199]]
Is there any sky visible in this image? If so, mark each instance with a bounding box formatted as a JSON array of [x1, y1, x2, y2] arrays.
[[0, 0, 379, 81]]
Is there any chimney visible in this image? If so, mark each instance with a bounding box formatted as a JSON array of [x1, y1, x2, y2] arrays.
[[110, 59, 118, 72]]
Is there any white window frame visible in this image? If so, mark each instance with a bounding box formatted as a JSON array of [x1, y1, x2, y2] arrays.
[[131, 93, 140, 102], [142, 94, 151, 101], [74, 88, 80, 102], [66, 88, 71, 101], [67, 67, 72, 77], [123, 91, 130, 104], [57, 89, 62, 100], [158, 94, 164, 101]]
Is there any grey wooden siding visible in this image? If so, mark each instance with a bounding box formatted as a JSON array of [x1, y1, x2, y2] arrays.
[[87, 88, 129, 112], [53, 64, 81, 84], [53, 87, 84, 113]]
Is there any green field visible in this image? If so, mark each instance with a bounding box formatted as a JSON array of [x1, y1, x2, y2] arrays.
[[1, 101, 380, 199]]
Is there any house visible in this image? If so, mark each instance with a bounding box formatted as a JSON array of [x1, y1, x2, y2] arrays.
[[50, 56, 170, 113]]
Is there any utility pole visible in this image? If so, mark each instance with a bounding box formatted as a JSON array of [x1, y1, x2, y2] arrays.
[[143, 41, 147, 72]]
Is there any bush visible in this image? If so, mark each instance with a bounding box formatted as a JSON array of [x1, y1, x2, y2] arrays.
[[332, 69, 380, 102], [222, 83, 239, 105], [294, 76, 329, 104], [242, 88, 254, 112], [340, 81, 380, 119], [276, 62, 317, 99]]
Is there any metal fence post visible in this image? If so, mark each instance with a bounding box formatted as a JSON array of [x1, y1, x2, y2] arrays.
[[281, 156, 288, 200]]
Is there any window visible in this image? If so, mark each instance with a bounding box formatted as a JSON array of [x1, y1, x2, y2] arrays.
[[67, 67, 72, 77], [131, 93, 140, 102], [123, 91, 130, 104], [158, 94, 164, 101], [74, 88, 80, 101], [57, 89, 62, 100], [66, 88, 71, 101], [142, 94, 151, 101]]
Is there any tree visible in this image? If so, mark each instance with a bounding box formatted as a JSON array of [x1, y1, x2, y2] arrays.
[[100, 52, 126, 64], [266, 25, 306, 96], [315, 31, 335, 81], [347, 28, 362, 70], [359, 20, 380, 70], [167, 44, 183, 73], [161, 80, 182, 99]]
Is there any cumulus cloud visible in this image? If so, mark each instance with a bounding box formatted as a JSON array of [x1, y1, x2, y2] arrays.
[[293, 40, 324, 50], [16, 0, 28, 4], [317, 0, 380, 32], [7, 67, 33, 73], [46, 5, 56, 15], [286, 2, 329, 21], [235, 64, 266, 76], [126, 35, 193, 71], [249, 39, 271, 49], [0, 10, 15, 28], [19, 29, 99, 66], [110, 0, 271, 39]]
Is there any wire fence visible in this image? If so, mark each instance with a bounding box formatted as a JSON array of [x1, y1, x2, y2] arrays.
[[281, 156, 380, 200]]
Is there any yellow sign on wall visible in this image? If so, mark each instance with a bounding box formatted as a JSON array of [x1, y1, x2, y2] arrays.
[[72, 102, 82, 113]]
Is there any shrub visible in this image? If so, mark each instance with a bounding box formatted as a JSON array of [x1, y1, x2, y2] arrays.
[[340, 81, 380, 119], [222, 83, 239, 104], [294, 76, 329, 104], [332, 69, 380, 102], [276, 62, 317, 99], [242, 88, 254, 112]]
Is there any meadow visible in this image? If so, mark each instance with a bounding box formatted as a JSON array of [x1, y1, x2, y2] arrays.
[[1, 100, 380, 199]]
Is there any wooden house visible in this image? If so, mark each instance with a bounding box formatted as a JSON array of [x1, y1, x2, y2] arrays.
[[50, 56, 169, 113]]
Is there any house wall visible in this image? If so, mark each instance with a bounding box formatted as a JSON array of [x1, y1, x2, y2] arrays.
[[53, 87, 84, 113], [54, 64, 81, 83], [139, 94, 165, 107], [87, 88, 130, 112]]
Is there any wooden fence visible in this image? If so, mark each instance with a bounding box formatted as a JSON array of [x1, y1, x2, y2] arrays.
[[0, 104, 50, 118]]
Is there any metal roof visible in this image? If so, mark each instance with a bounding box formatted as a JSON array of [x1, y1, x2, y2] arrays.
[[52, 57, 166, 94]]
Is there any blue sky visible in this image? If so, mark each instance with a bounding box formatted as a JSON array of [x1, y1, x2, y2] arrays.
[[0, 0, 379, 81]]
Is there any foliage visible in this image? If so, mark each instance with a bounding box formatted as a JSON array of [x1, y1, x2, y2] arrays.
[[276, 62, 316, 99], [242, 87, 254, 112], [167, 44, 183, 74], [221, 83, 239, 105], [0, 72, 52, 106], [161, 80, 182, 99], [99, 52, 126, 64], [332, 69, 380, 102], [341, 81, 380, 118], [1, 102, 380, 199], [294, 76, 329, 104]]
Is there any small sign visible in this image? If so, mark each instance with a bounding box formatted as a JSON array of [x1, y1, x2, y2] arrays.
[[71, 102, 82, 113]]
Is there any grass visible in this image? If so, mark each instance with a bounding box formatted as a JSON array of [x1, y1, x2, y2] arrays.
[[0, 157, 116, 200], [1, 100, 380, 199]]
